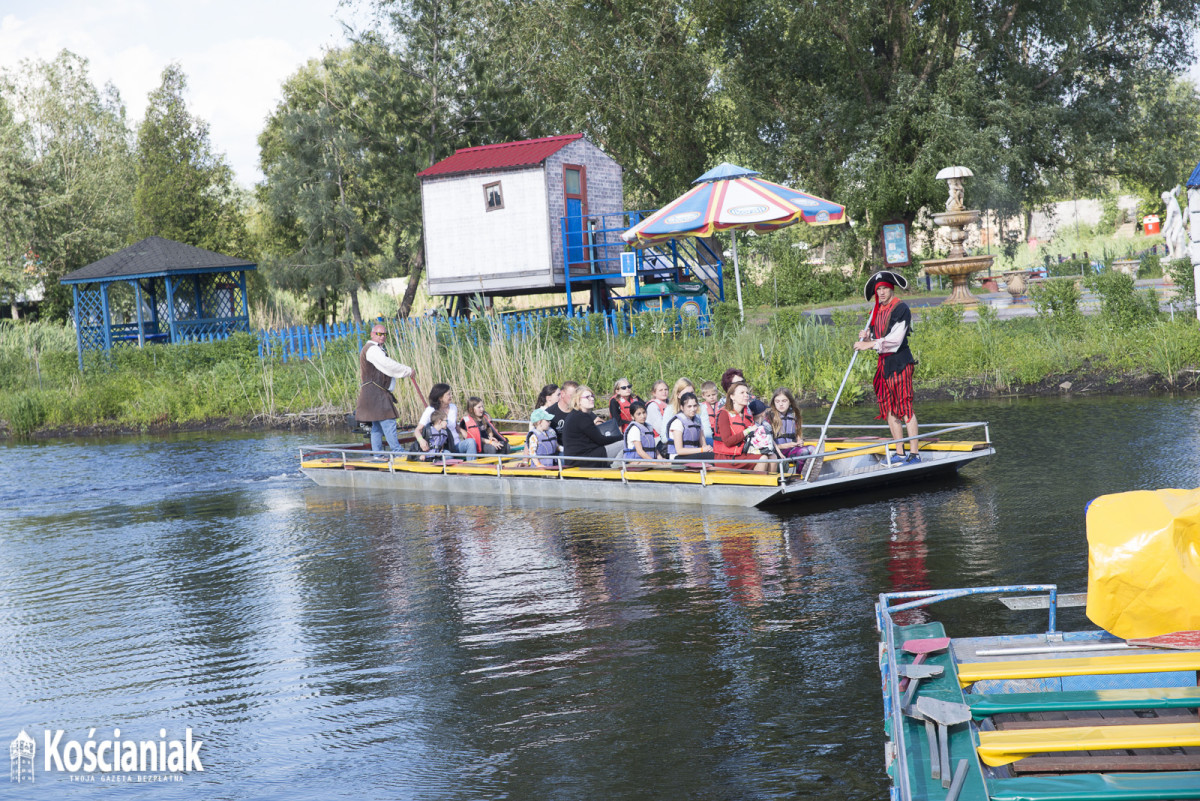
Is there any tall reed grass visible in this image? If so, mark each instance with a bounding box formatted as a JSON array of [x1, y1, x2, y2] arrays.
[[2, 305, 1199, 437]]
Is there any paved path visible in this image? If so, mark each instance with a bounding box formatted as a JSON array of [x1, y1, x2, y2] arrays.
[[802, 277, 1186, 324]]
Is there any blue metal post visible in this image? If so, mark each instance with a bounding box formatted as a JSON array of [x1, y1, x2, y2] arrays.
[[100, 283, 112, 354], [72, 286, 83, 371], [238, 270, 249, 331], [165, 277, 178, 342], [133, 280, 145, 347], [562, 216, 574, 312]]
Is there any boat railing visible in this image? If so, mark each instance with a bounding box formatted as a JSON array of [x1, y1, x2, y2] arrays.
[[874, 584, 1060, 801], [798, 421, 991, 482], [300, 420, 991, 486], [297, 444, 807, 486]]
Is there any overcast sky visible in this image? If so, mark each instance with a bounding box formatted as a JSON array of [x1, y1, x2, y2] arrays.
[[0, 0, 358, 187], [3, 3, 1200, 191]]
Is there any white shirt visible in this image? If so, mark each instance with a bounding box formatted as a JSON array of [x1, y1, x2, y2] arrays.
[[418, 403, 462, 443], [645, 400, 669, 440], [365, 341, 413, 391], [863, 321, 907, 354]]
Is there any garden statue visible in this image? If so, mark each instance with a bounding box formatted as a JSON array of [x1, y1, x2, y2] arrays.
[[1161, 185, 1186, 261]]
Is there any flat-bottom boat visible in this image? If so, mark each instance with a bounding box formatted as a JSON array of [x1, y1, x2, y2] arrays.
[[299, 421, 994, 508]]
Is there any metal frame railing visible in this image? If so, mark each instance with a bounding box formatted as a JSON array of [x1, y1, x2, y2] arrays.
[[301, 419, 991, 487], [874, 584, 1061, 801], [798, 421, 991, 482]]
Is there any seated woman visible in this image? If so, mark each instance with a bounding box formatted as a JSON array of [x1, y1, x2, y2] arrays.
[[720, 368, 768, 420], [665, 392, 715, 461], [412, 409, 454, 461], [621, 402, 660, 464], [459, 397, 508, 455], [764, 387, 812, 470], [525, 408, 560, 468], [562, 385, 622, 468], [417, 383, 476, 455], [713, 383, 768, 471], [644, 379, 671, 439], [533, 384, 560, 413], [607, 378, 642, 425]]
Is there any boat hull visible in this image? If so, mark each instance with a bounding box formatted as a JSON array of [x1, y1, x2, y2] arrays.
[[301, 446, 992, 509]]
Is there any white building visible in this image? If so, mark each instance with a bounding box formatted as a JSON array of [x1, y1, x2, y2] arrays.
[[418, 134, 625, 299]]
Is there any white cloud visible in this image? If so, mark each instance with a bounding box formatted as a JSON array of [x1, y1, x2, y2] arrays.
[[0, 1, 350, 186]]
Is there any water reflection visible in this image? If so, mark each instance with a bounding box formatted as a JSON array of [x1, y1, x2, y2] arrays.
[[3, 395, 1200, 799]]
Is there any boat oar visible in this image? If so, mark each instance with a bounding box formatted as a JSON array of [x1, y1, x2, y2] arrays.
[[899, 637, 950, 689], [944, 759, 969, 801], [900, 662, 943, 713], [915, 697, 972, 788], [803, 303, 878, 482]]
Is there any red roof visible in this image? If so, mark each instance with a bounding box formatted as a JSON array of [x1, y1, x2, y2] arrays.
[[417, 134, 585, 179]]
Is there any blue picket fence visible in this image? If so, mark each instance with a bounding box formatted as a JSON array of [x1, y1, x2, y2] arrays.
[[253, 306, 707, 363]]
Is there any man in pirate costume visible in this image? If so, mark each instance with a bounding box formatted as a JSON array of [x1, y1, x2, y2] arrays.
[[852, 270, 921, 463], [356, 322, 415, 454]]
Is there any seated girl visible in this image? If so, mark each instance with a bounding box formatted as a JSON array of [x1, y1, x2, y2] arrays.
[[525, 408, 560, 468], [763, 387, 812, 464], [608, 378, 642, 425], [412, 409, 454, 461], [665, 392, 715, 461], [459, 397, 508, 455], [644, 380, 671, 440], [622, 402, 660, 464]]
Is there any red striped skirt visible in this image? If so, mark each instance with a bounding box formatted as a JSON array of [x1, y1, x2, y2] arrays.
[[874, 363, 914, 421]]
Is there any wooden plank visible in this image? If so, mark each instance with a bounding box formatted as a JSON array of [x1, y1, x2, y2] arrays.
[[1009, 753, 1200, 772]]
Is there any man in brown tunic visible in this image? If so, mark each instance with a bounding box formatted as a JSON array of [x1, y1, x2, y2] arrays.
[[356, 323, 414, 453]]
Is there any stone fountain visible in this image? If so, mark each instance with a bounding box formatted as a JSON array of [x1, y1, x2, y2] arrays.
[[922, 166, 993, 305]]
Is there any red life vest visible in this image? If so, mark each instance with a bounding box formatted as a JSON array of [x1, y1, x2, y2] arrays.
[[462, 415, 483, 451], [713, 407, 753, 457], [615, 395, 636, 424]]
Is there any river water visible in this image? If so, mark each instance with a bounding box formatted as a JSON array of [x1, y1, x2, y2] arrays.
[[2, 394, 1198, 800]]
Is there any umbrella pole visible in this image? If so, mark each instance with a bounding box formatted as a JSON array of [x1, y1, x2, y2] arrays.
[[732, 231, 745, 322]]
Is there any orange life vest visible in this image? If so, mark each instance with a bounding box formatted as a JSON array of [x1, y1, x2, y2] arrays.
[[462, 415, 483, 451]]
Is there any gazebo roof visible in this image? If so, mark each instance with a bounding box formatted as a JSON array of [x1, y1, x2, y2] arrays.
[[60, 236, 255, 285]]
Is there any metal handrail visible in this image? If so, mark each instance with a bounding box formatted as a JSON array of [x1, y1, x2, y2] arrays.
[[301, 420, 991, 481]]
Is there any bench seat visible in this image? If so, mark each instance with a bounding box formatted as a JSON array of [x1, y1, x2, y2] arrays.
[[988, 771, 1200, 801], [958, 651, 1200, 686], [976, 721, 1200, 766], [968, 686, 1200, 718]]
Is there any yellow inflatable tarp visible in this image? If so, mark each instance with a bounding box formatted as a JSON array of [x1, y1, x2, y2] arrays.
[[1086, 488, 1200, 639]]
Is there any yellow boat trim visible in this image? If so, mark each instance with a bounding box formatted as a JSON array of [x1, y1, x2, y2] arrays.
[[705, 471, 780, 487], [625, 470, 704, 484], [958, 651, 1200, 686], [976, 721, 1200, 767]]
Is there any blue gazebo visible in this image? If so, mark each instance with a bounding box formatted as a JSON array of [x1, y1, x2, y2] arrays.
[[60, 236, 255, 368]]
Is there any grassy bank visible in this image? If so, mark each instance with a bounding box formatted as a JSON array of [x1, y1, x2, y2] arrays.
[[2, 305, 1200, 437]]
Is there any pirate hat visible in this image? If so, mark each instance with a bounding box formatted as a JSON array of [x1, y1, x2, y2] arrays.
[[863, 270, 909, 301]]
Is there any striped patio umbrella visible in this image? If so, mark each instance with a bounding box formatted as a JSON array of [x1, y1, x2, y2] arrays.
[[621, 163, 846, 319]]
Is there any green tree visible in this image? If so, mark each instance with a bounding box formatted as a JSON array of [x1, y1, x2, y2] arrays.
[[0, 93, 35, 318], [135, 64, 249, 257], [712, 0, 1200, 265], [260, 45, 405, 324], [5, 50, 137, 320]]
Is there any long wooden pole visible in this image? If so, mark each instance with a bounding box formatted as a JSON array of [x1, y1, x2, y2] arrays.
[[803, 303, 877, 482]]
